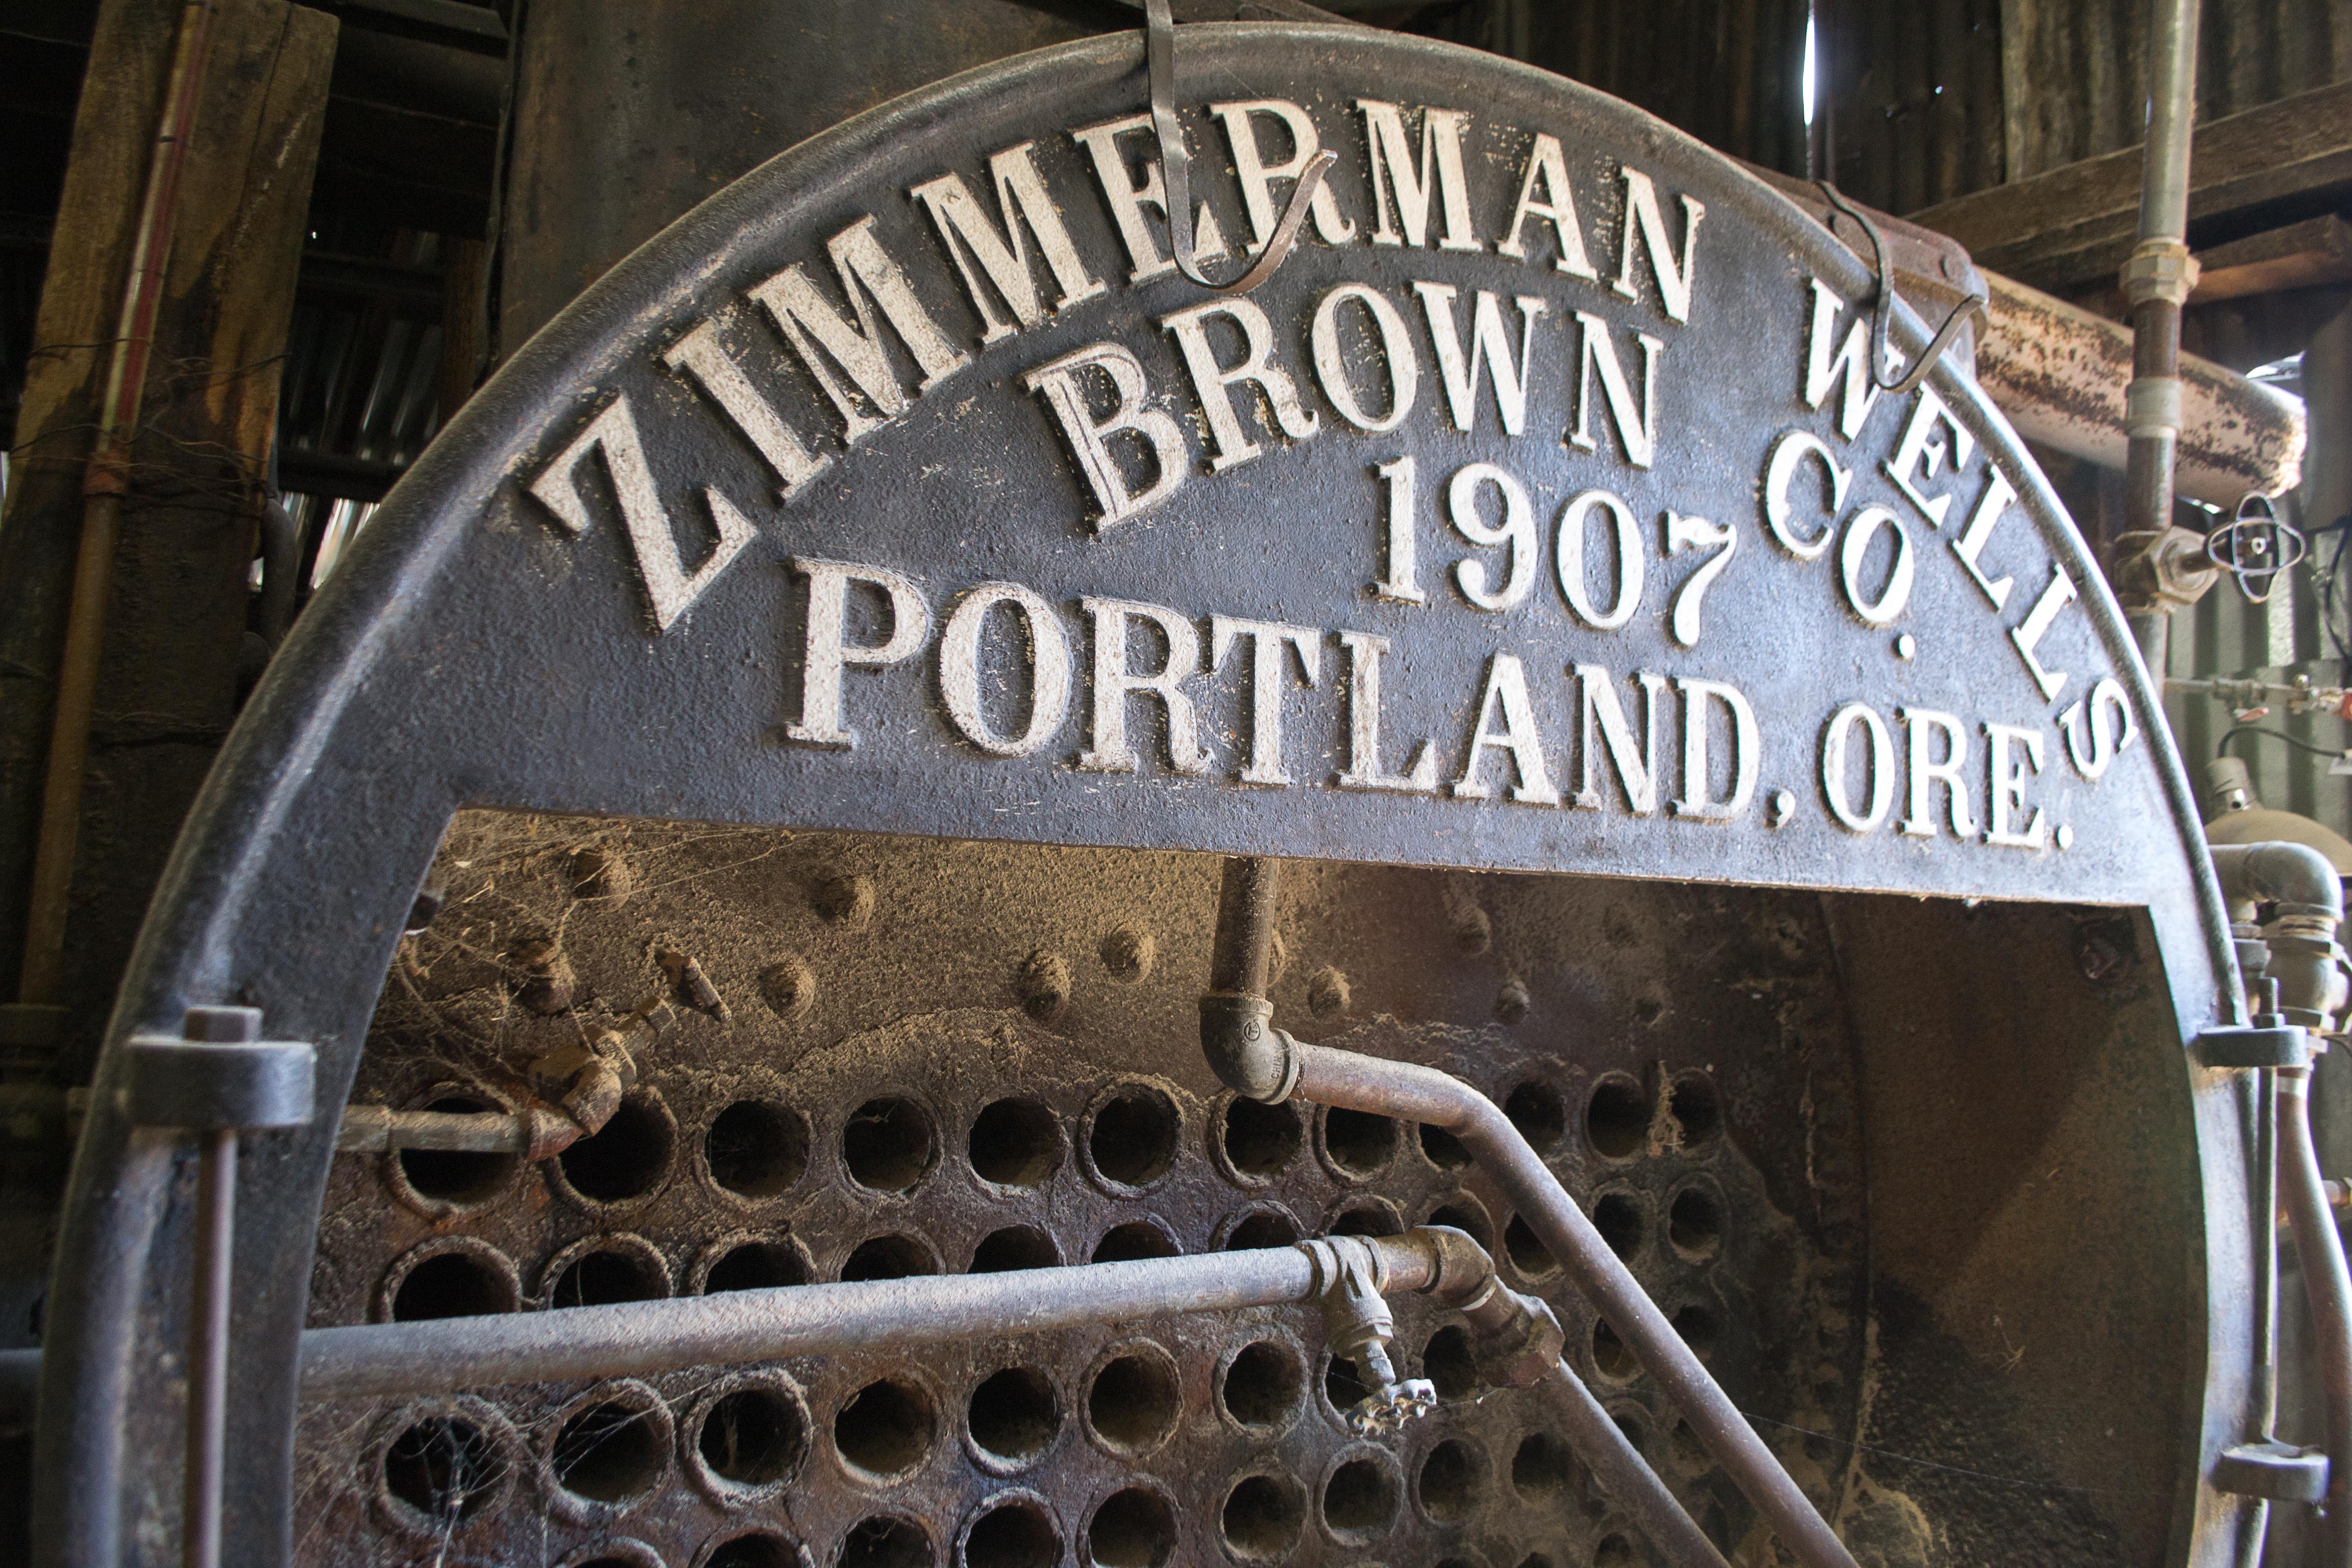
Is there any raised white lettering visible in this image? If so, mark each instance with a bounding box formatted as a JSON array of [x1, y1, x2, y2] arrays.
[[750, 217, 969, 443], [1821, 702, 1895, 832], [789, 557, 932, 746], [1160, 297, 1320, 471], [1371, 456, 1425, 603], [662, 320, 829, 496], [1762, 429, 1849, 561], [1448, 462, 1536, 612], [1883, 385, 1976, 527], [1898, 707, 1975, 838], [912, 142, 1107, 345], [1557, 489, 1644, 630], [1673, 677, 1759, 820], [1611, 168, 1703, 323], [1211, 617, 1322, 786], [1664, 512, 1735, 647], [1455, 653, 1560, 803], [2009, 566, 2078, 701], [939, 581, 1071, 758], [1495, 132, 1597, 278], [1951, 465, 2019, 610], [1311, 283, 1420, 434], [1838, 505, 1915, 627], [1573, 665, 1667, 813], [1211, 100, 1357, 249], [1415, 283, 1545, 435], [1570, 311, 1660, 469], [1984, 722, 2049, 848], [1358, 100, 1480, 251], [2060, 678, 2137, 780], [1802, 278, 1884, 440], [529, 396, 757, 633], [1336, 630, 1437, 792], [1022, 342, 1188, 529], [1069, 114, 1229, 283], [1077, 597, 1210, 775]]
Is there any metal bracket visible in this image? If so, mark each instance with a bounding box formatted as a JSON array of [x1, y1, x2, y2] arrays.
[[2214, 1440, 2330, 1504], [125, 1006, 315, 1131], [2198, 1023, 2314, 1071], [1145, 0, 1332, 295], [1816, 182, 1986, 400]]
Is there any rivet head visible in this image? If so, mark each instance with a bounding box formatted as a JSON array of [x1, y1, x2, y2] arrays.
[[1308, 967, 1352, 1019], [1100, 926, 1156, 981], [1494, 978, 1531, 1024], [1018, 950, 1071, 1022], [759, 957, 816, 1020], [813, 873, 875, 928]]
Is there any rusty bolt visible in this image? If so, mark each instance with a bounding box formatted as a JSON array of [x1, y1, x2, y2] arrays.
[[1450, 903, 1493, 955], [813, 873, 876, 928], [653, 946, 729, 1021], [1018, 950, 1071, 1022], [570, 844, 633, 901], [1308, 966, 1352, 1018], [759, 956, 816, 1020], [2073, 917, 2137, 987], [1100, 926, 1156, 982], [1494, 977, 1531, 1025], [504, 935, 575, 1015]]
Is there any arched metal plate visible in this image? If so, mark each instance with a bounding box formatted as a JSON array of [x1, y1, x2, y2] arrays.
[[36, 24, 2244, 1566]]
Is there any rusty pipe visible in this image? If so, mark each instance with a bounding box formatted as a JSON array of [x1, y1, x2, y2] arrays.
[[332, 1104, 581, 1158], [2280, 1065, 2352, 1567], [19, 0, 223, 1007]]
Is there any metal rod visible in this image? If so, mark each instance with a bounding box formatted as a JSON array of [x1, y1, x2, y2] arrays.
[[185, 1129, 234, 1568], [1544, 1357, 1730, 1568], [302, 1241, 1415, 1401], [1209, 855, 1281, 997], [1285, 1042, 1860, 1568], [333, 1105, 565, 1155], [19, 0, 222, 1006], [2117, 0, 2200, 665], [2279, 1066, 2352, 1567]]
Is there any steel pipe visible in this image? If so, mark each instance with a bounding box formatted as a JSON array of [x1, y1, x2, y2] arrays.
[[332, 1104, 577, 1156], [304, 1240, 1404, 1401], [186, 1131, 233, 1568], [2279, 1066, 2352, 1568], [1284, 1042, 1859, 1568], [1543, 1356, 1729, 1568]]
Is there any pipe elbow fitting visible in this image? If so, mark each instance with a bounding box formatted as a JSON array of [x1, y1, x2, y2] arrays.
[[2212, 842, 2348, 1027], [2212, 841, 2344, 922], [1199, 993, 1300, 1102]]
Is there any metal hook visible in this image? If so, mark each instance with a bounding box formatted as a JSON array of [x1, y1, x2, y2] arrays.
[[1816, 181, 1986, 400], [1146, 0, 1333, 295]]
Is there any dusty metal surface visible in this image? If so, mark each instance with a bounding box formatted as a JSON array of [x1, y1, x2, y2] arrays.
[[23, 22, 2250, 1568]]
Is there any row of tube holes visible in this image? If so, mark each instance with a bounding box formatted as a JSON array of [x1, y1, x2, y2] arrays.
[[375, 1072, 1723, 1562], [385, 1334, 1648, 1568]]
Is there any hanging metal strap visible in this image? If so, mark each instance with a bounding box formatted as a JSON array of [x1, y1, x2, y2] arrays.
[[1146, 0, 1332, 294], [1816, 181, 1986, 399]]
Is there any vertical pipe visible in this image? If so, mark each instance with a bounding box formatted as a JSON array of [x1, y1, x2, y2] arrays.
[[2118, 0, 2199, 645], [185, 1129, 235, 1568], [2280, 1066, 2352, 1568], [1210, 857, 1280, 998], [17, 0, 220, 1007]]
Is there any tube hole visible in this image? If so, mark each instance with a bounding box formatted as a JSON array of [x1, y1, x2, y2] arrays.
[[558, 1091, 674, 1204], [1220, 1340, 1304, 1430], [1592, 1320, 1637, 1381], [550, 1246, 667, 1308], [1090, 1220, 1178, 1264], [702, 1238, 811, 1292], [1669, 1188, 1723, 1259], [843, 1098, 938, 1194], [1421, 1326, 1482, 1402], [1221, 1208, 1301, 1251], [551, 1401, 666, 1506], [1087, 1486, 1175, 1568], [397, 1094, 517, 1206], [1220, 1474, 1305, 1561], [1416, 1439, 1484, 1524], [968, 1098, 1063, 1187], [1504, 1080, 1568, 1153], [1586, 1076, 1650, 1159], [1326, 1198, 1403, 1238], [384, 1415, 507, 1524], [1088, 1349, 1179, 1455], [1672, 1304, 1721, 1361], [1322, 1455, 1399, 1542], [1320, 1107, 1398, 1180], [705, 1100, 809, 1198], [840, 1234, 939, 1282], [835, 1379, 935, 1481], [841, 1517, 933, 1568], [704, 1534, 800, 1568], [1426, 1197, 1493, 1253], [1088, 1087, 1179, 1189], [963, 1498, 1060, 1568], [1594, 1535, 1636, 1568], [1511, 1432, 1574, 1503], [1503, 1214, 1556, 1279], [698, 1386, 806, 1489], [971, 1226, 1061, 1272], [1668, 1073, 1721, 1147], [1593, 1193, 1643, 1259], [1217, 1097, 1304, 1182], [1325, 1350, 1367, 1415], [391, 1249, 517, 1321], [1418, 1122, 1472, 1170], [968, 1368, 1060, 1467]]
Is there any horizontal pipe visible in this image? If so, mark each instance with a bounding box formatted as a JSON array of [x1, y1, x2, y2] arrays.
[[1286, 1043, 1859, 1568], [333, 1104, 570, 1155], [302, 1240, 1421, 1401]]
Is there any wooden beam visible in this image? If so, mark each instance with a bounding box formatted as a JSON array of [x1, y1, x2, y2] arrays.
[[1908, 80, 2352, 292], [2191, 214, 2352, 303]]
